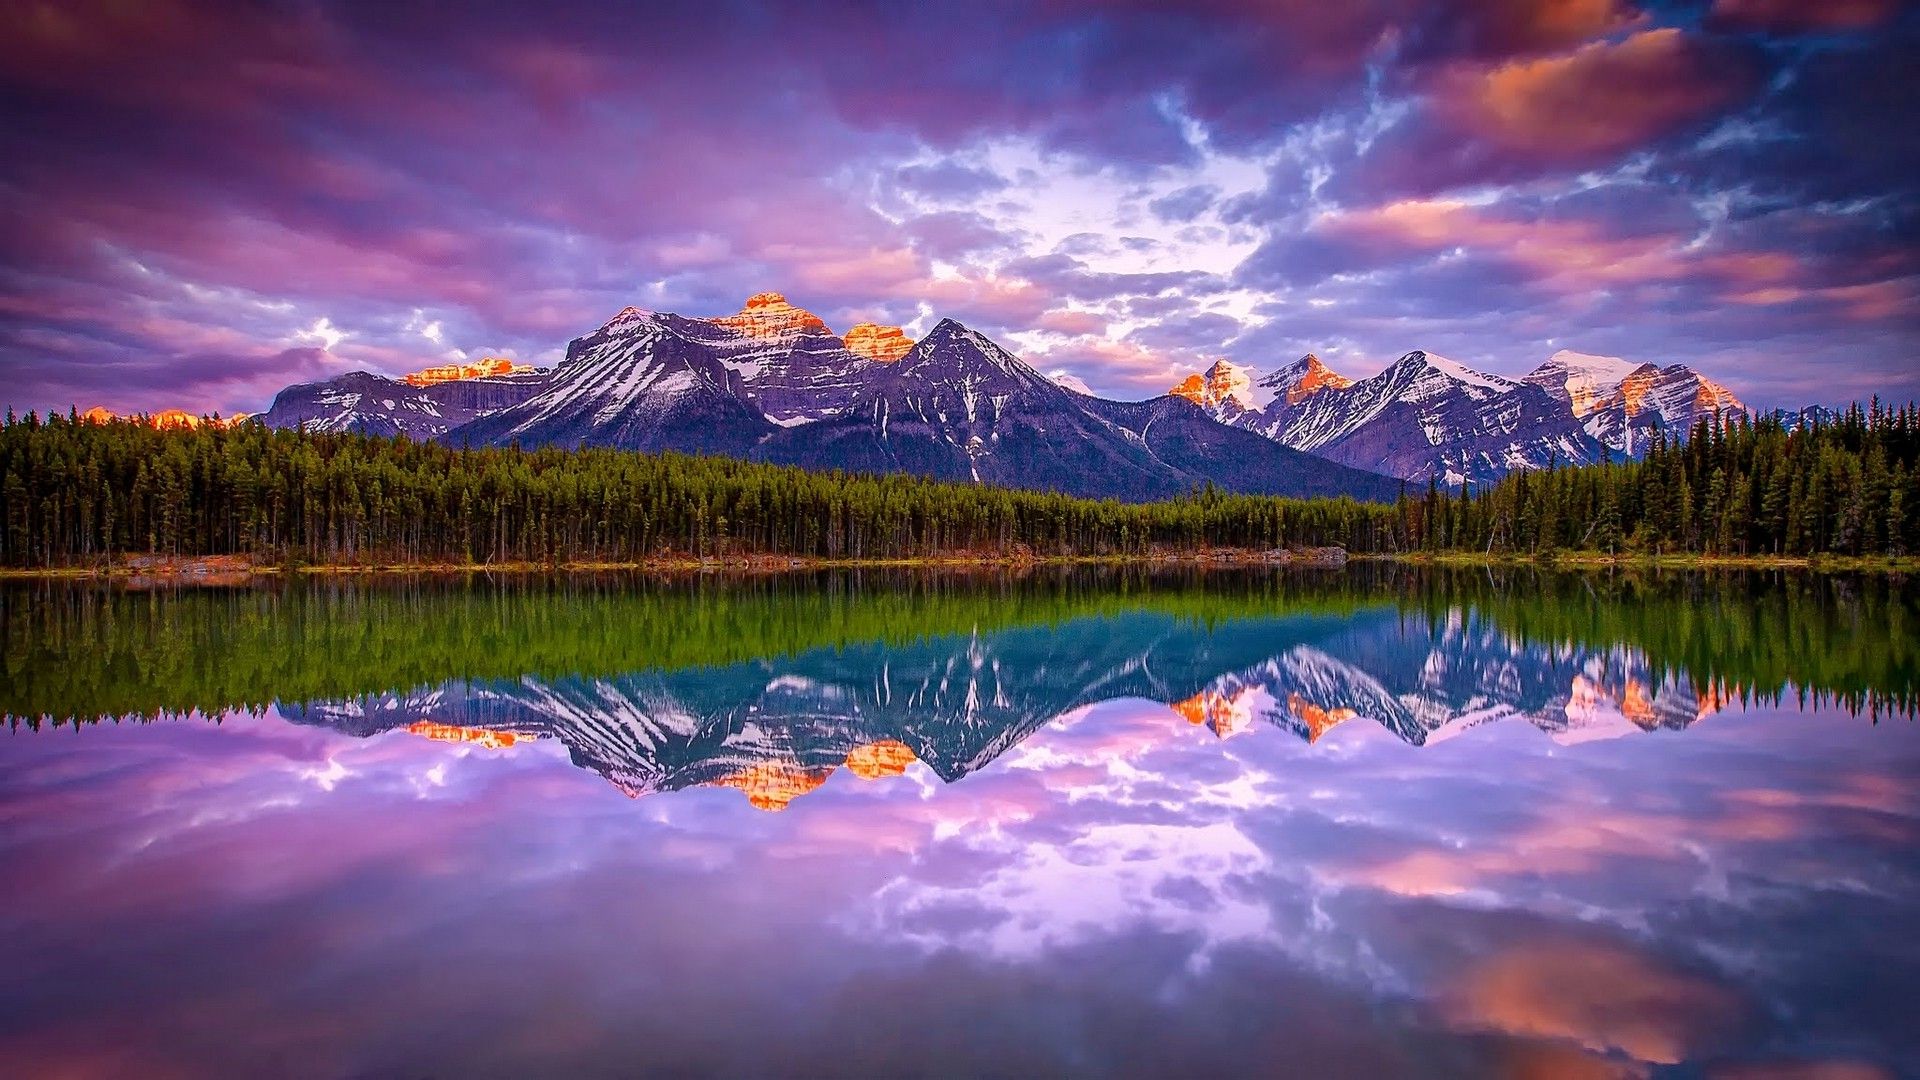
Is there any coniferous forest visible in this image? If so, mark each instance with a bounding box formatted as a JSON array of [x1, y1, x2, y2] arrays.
[[1, 404, 1916, 568]]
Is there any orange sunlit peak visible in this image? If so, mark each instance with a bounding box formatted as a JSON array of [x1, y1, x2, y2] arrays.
[[1608, 368, 1658, 417], [844, 739, 917, 779], [709, 762, 835, 811], [1620, 678, 1656, 725], [1695, 680, 1741, 721], [1286, 693, 1359, 743], [1568, 674, 1659, 726], [81, 406, 248, 429], [1693, 376, 1740, 410], [1169, 373, 1210, 405], [1287, 355, 1353, 404], [405, 720, 522, 749], [403, 356, 534, 387], [843, 322, 914, 362], [1172, 687, 1257, 738], [713, 291, 829, 338]]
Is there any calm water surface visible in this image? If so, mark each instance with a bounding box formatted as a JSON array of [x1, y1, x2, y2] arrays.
[[2, 568, 1916, 1079]]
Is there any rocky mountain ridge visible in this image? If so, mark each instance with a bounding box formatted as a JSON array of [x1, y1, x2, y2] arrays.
[[245, 291, 1766, 496], [1168, 346, 1747, 485], [443, 298, 1401, 501]]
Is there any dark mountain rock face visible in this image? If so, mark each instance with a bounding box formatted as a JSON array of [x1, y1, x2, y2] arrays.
[[1171, 348, 1746, 486], [754, 320, 1209, 498], [444, 310, 775, 454], [257, 369, 550, 438], [1077, 395, 1403, 501], [1230, 351, 1605, 487], [439, 307, 1402, 502]]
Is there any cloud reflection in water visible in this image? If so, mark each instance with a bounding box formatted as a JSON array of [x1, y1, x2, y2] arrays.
[[0, 576, 1915, 1077]]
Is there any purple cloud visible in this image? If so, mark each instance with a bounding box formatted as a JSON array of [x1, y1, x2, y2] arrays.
[[0, 0, 1912, 414]]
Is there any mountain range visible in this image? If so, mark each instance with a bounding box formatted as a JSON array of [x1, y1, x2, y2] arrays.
[[250, 292, 1751, 498], [1168, 348, 1745, 486]]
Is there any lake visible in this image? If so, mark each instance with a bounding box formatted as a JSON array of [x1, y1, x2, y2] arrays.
[[2, 566, 1916, 1078]]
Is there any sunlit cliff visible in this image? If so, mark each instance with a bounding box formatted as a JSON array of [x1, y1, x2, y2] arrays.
[[843, 322, 914, 362], [403, 357, 535, 387]]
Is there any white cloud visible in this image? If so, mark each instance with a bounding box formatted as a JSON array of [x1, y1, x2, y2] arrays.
[[293, 316, 347, 352]]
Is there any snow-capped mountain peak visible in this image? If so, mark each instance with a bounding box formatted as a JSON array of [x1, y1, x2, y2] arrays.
[[1170, 359, 1270, 411], [896, 318, 1055, 392], [652, 294, 874, 422], [1379, 351, 1517, 405], [1544, 348, 1643, 384], [1051, 371, 1095, 395], [1255, 354, 1354, 406], [1523, 349, 1653, 418], [601, 306, 658, 334], [1400, 350, 1514, 391]]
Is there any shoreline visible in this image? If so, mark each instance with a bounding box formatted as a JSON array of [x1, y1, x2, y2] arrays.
[[1382, 551, 1920, 572], [0, 548, 1338, 581], [1, 548, 1914, 580]]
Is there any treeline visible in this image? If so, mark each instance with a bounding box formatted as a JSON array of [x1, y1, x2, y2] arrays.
[[0, 412, 1400, 567], [1420, 402, 1920, 556], [4, 404, 1918, 566]]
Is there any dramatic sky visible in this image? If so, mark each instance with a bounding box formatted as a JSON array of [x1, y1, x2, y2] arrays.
[[2, 0, 1916, 416]]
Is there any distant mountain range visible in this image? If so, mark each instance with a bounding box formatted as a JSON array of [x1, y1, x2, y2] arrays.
[[251, 292, 1753, 497], [1168, 348, 1745, 486], [258, 367, 551, 439]]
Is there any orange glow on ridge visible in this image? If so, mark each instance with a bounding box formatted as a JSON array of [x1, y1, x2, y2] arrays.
[[842, 322, 914, 362], [1172, 688, 1257, 738], [405, 721, 522, 749], [1285, 355, 1354, 404], [710, 762, 835, 811], [1286, 693, 1359, 743], [713, 291, 829, 337], [81, 406, 249, 429], [403, 356, 534, 387], [844, 739, 917, 779]]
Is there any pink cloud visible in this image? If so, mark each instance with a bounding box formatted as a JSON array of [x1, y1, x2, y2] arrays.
[[1035, 308, 1111, 335], [1440, 938, 1747, 1064], [1433, 29, 1758, 161]]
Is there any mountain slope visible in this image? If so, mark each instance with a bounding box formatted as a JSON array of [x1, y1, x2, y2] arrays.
[[1077, 395, 1404, 501], [1234, 350, 1603, 486], [1523, 349, 1745, 455], [258, 368, 549, 438], [670, 293, 886, 422], [1168, 346, 1747, 485], [754, 319, 1187, 495], [447, 308, 775, 453], [755, 319, 1398, 500]]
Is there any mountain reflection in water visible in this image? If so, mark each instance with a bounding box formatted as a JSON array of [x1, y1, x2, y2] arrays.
[[277, 602, 1771, 810], [1, 567, 1916, 1078]]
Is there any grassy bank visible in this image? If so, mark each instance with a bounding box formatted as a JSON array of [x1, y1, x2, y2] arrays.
[[0, 547, 1350, 581]]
